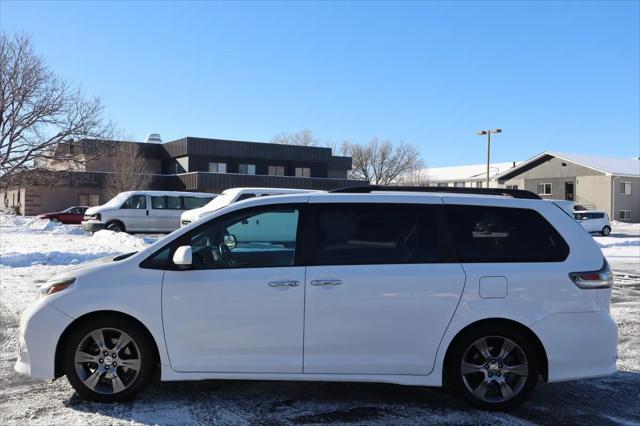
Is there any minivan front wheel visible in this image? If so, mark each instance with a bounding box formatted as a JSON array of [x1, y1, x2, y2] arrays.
[[106, 221, 124, 233], [449, 326, 538, 410], [63, 317, 154, 402], [601, 226, 611, 236]]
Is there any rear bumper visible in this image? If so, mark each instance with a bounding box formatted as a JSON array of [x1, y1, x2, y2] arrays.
[[81, 221, 105, 232], [531, 311, 618, 382]]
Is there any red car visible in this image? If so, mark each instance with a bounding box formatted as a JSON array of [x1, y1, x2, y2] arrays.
[[37, 206, 88, 224]]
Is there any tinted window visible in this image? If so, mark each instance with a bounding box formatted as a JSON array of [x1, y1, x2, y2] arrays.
[[307, 203, 452, 266], [182, 206, 300, 270], [122, 195, 146, 209], [152, 196, 183, 210], [183, 197, 212, 209], [236, 193, 256, 202], [446, 205, 569, 262]]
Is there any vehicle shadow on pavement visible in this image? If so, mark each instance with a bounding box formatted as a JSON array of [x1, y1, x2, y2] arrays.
[[63, 372, 640, 425]]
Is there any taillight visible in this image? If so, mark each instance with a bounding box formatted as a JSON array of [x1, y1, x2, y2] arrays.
[[569, 260, 613, 289]]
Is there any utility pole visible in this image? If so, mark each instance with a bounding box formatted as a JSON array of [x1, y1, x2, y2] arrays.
[[476, 129, 502, 187]]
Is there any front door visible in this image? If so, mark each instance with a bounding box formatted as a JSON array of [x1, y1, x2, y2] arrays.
[[162, 204, 305, 373], [303, 201, 466, 375], [564, 182, 575, 201], [119, 194, 149, 231]]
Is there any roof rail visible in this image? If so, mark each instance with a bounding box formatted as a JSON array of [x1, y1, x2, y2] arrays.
[[329, 185, 541, 199]]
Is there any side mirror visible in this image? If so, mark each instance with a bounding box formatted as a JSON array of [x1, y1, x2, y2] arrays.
[[173, 245, 192, 266], [223, 234, 237, 249]]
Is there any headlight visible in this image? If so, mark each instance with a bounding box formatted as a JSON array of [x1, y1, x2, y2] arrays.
[[40, 277, 76, 296]]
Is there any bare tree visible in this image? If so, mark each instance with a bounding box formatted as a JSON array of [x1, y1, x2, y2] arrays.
[[105, 143, 153, 199], [0, 33, 113, 186], [271, 129, 319, 146], [342, 138, 424, 185]]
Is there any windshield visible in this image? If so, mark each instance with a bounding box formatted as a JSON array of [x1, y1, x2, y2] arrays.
[[102, 193, 130, 209], [200, 191, 235, 212]]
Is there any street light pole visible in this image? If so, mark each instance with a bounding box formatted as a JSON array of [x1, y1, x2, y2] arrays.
[[476, 128, 502, 187]]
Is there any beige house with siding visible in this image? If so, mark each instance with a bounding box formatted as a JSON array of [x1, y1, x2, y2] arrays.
[[496, 152, 640, 222]]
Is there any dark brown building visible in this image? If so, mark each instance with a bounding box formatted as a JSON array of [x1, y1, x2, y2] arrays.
[[1, 136, 366, 216]]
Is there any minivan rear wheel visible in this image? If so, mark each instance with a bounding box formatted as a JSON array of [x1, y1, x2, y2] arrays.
[[601, 226, 611, 236], [63, 316, 154, 402], [449, 325, 538, 410]]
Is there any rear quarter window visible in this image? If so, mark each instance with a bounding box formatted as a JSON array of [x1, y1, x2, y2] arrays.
[[446, 205, 569, 262]]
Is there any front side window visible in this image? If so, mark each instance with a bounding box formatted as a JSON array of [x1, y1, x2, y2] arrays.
[[268, 166, 285, 176], [179, 206, 300, 270], [236, 193, 256, 202], [446, 205, 569, 262], [122, 195, 147, 209], [239, 164, 256, 175], [537, 183, 552, 195], [295, 167, 311, 177], [307, 203, 452, 266], [209, 162, 227, 173], [619, 182, 631, 195]]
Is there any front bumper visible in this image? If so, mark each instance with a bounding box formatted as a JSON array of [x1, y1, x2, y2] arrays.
[[14, 300, 74, 379], [531, 310, 618, 382], [81, 220, 105, 233]]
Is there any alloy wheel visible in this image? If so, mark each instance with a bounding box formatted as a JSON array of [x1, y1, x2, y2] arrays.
[[460, 335, 528, 403], [74, 328, 141, 394]]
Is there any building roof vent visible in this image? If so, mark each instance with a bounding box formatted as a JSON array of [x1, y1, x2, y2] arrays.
[[145, 133, 162, 143]]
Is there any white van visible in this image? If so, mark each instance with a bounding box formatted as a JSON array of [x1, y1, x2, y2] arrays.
[[180, 187, 318, 227], [82, 191, 216, 234]]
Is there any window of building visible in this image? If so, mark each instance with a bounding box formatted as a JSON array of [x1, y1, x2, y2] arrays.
[[78, 194, 100, 206], [619, 210, 632, 221], [537, 183, 552, 195], [445, 205, 569, 263], [506, 185, 519, 190], [437, 183, 449, 187], [619, 182, 632, 195], [268, 166, 285, 176], [122, 195, 147, 209], [209, 162, 227, 173], [307, 203, 451, 266], [239, 164, 256, 175], [475, 182, 483, 188], [453, 182, 465, 188], [181, 206, 300, 269], [295, 167, 311, 177]]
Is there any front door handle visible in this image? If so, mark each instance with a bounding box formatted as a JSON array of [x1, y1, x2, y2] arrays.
[[268, 280, 300, 288], [311, 279, 342, 287]]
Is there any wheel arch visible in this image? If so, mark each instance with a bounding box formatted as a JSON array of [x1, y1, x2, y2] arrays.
[[442, 317, 548, 383], [105, 219, 126, 231], [54, 310, 161, 379]]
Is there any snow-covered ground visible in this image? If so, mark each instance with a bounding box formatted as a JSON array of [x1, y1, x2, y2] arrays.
[[0, 214, 638, 425]]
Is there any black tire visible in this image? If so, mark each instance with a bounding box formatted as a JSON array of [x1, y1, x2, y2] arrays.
[[601, 226, 611, 236], [448, 324, 539, 411], [106, 221, 124, 233], [63, 315, 155, 402]]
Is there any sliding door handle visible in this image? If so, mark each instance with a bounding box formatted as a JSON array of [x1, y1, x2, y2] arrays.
[[311, 279, 342, 287], [268, 280, 300, 288]]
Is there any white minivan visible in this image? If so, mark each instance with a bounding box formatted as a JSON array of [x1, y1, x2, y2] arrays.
[[82, 191, 215, 234], [17, 186, 617, 410], [180, 187, 318, 227]]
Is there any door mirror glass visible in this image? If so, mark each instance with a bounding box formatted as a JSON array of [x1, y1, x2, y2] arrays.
[[223, 234, 237, 249], [173, 245, 192, 266]]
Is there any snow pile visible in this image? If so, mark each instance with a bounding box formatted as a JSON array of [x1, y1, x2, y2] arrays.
[[0, 213, 84, 235]]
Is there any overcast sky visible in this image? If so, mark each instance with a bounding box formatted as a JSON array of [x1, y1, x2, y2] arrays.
[[2, 1, 638, 166]]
